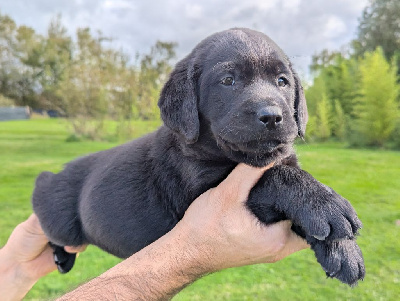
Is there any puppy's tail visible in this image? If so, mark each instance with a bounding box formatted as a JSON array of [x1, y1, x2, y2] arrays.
[[32, 171, 85, 247]]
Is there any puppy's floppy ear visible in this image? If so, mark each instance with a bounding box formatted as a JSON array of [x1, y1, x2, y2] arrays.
[[158, 57, 200, 144], [292, 72, 308, 138]]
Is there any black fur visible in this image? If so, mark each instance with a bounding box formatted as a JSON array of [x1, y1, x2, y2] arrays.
[[49, 243, 76, 273], [32, 28, 364, 286]]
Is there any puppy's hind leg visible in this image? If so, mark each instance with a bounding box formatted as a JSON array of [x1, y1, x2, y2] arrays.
[[32, 170, 86, 273], [32, 170, 86, 250]]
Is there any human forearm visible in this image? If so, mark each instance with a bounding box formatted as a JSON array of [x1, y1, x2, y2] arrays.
[[57, 223, 208, 300], [0, 247, 38, 301]]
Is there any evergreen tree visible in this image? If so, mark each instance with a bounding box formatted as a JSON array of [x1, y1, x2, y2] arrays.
[[305, 75, 326, 117], [355, 48, 399, 146], [315, 93, 332, 141], [332, 99, 346, 141], [309, 53, 358, 118]]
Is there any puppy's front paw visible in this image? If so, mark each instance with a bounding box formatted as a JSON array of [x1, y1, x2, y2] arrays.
[[311, 239, 365, 286], [286, 184, 362, 242]]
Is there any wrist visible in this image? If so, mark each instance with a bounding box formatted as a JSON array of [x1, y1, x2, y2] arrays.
[[0, 247, 38, 301], [168, 219, 222, 275]]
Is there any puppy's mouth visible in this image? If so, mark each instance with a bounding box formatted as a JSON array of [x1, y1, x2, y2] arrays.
[[218, 137, 285, 154], [216, 135, 294, 167]]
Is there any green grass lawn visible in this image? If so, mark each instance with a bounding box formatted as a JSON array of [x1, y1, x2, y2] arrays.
[[1, 119, 399, 300]]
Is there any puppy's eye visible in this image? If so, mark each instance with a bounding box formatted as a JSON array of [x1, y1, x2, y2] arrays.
[[221, 77, 235, 86], [277, 77, 288, 87]]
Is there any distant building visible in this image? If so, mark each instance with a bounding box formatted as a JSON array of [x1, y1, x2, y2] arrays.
[[0, 106, 30, 121]]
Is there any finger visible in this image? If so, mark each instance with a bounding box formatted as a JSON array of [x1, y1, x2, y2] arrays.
[[64, 245, 88, 253], [40, 245, 58, 272], [275, 230, 310, 261], [219, 162, 274, 203], [23, 214, 45, 235], [288, 231, 310, 251]]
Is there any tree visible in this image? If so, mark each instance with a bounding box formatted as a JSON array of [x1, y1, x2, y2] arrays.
[[353, 0, 400, 62], [0, 12, 177, 140], [310, 49, 343, 73], [135, 41, 176, 119], [36, 15, 73, 109], [326, 58, 359, 118], [354, 48, 399, 146], [55, 28, 118, 139], [305, 0, 400, 148], [310, 52, 359, 118], [0, 13, 40, 107], [306, 56, 359, 141], [332, 99, 346, 141], [305, 75, 327, 116], [315, 94, 332, 141]]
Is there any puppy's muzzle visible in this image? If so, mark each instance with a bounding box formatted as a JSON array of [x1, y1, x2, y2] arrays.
[[257, 106, 283, 129]]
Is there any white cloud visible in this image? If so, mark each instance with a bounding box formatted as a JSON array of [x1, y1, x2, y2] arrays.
[[185, 3, 204, 20], [0, 0, 369, 76], [282, 0, 301, 11], [102, 0, 135, 10], [324, 15, 347, 39]]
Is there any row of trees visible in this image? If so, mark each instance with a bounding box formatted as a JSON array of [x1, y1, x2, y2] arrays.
[[2, 0, 399, 147], [305, 0, 400, 148], [0, 13, 176, 139]]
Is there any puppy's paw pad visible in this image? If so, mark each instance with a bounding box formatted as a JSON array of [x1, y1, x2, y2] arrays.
[[312, 240, 365, 286]]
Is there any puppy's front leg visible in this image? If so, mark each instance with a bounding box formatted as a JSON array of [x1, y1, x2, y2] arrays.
[[246, 165, 365, 285]]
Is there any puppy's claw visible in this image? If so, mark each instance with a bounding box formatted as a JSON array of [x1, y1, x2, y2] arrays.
[[326, 271, 338, 278], [313, 234, 327, 241]]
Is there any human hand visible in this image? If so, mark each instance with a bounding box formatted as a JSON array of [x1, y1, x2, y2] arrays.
[[177, 163, 309, 272], [1, 214, 57, 282], [0, 214, 86, 301]]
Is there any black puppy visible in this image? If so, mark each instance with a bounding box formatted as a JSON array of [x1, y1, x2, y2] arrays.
[[32, 28, 365, 285]]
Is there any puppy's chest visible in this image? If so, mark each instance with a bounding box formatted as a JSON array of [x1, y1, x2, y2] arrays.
[[163, 163, 234, 218]]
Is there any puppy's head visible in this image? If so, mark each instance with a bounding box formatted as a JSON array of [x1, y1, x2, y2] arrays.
[[159, 28, 308, 167]]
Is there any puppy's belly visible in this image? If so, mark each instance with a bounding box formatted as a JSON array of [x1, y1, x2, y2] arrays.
[[78, 172, 178, 258]]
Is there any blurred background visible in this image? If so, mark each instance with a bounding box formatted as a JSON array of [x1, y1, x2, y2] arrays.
[[0, 0, 399, 300]]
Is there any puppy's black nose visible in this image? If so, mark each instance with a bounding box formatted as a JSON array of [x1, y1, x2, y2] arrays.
[[257, 106, 283, 129]]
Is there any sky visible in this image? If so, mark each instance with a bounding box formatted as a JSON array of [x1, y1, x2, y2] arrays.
[[0, 0, 369, 79]]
